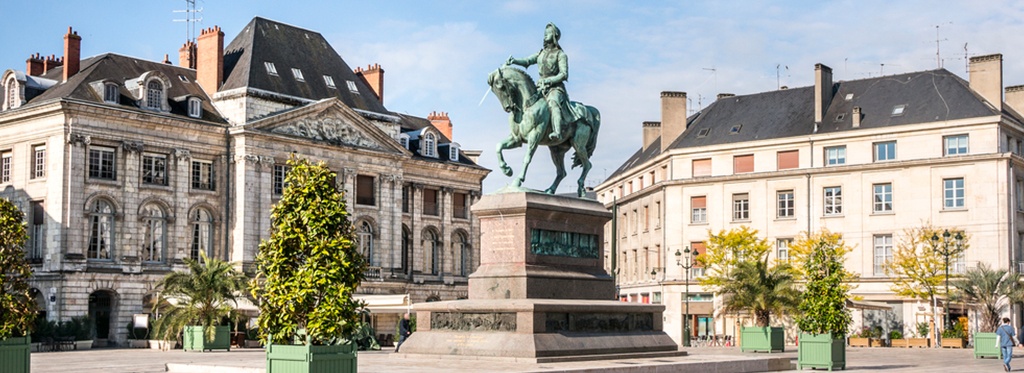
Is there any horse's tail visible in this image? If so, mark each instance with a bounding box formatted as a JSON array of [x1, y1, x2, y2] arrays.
[[572, 106, 601, 169]]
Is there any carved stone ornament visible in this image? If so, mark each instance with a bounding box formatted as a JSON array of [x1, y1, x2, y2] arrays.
[[173, 148, 191, 160], [270, 116, 381, 150], [69, 133, 91, 146], [121, 141, 145, 153]]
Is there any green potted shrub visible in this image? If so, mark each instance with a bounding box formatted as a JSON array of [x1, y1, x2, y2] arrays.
[[151, 253, 247, 352], [868, 326, 885, 348], [0, 197, 36, 372], [951, 263, 1023, 358], [792, 230, 853, 371], [251, 158, 366, 372], [942, 319, 968, 348], [848, 327, 871, 347], [889, 329, 905, 347], [908, 322, 931, 348]]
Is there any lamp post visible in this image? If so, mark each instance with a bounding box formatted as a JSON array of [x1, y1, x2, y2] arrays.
[[929, 229, 964, 331], [675, 246, 699, 347]]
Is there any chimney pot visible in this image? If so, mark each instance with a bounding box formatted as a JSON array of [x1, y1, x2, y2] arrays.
[[717, 93, 735, 100], [354, 63, 385, 104], [428, 111, 453, 140]]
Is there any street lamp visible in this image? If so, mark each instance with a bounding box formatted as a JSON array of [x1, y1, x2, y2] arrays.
[[929, 229, 965, 331], [675, 246, 699, 347]]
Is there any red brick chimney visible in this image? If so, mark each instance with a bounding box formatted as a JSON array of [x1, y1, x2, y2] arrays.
[[26, 53, 44, 76], [354, 63, 384, 104], [428, 111, 453, 140], [196, 26, 224, 96], [63, 27, 81, 82], [178, 41, 196, 69], [43, 55, 63, 73]]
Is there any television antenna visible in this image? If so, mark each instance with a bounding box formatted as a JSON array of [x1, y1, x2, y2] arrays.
[[173, 0, 204, 43], [933, 22, 951, 68]]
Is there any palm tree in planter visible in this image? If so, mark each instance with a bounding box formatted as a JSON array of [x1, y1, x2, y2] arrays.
[[151, 253, 247, 352], [0, 198, 36, 372], [718, 252, 800, 353], [790, 230, 854, 371], [251, 158, 366, 373], [951, 263, 1023, 359]]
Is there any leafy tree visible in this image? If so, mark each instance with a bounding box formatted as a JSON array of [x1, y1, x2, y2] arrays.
[[718, 252, 800, 327], [0, 198, 35, 339], [884, 225, 968, 307], [251, 157, 366, 345], [151, 253, 248, 341], [697, 226, 772, 288], [792, 230, 854, 337], [951, 263, 1022, 332]]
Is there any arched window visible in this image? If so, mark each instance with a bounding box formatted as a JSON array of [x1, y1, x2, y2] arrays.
[[145, 80, 163, 110], [424, 133, 436, 157], [141, 204, 166, 262], [103, 83, 119, 103], [454, 232, 470, 276], [88, 200, 115, 260], [423, 229, 440, 275], [190, 208, 213, 260], [5, 78, 18, 110], [358, 221, 374, 266]]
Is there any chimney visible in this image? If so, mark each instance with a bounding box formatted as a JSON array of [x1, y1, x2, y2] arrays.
[[178, 41, 196, 69], [642, 121, 661, 151], [852, 106, 861, 128], [717, 93, 735, 100], [660, 91, 687, 153], [428, 111, 453, 140], [814, 63, 833, 124], [43, 55, 63, 73], [354, 63, 385, 104], [162, 54, 171, 64], [970, 54, 1003, 112], [1006, 85, 1024, 114], [26, 54, 44, 76], [196, 26, 224, 97], [62, 27, 81, 82]]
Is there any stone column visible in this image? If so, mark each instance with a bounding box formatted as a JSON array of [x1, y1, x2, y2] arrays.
[[172, 148, 192, 263], [411, 183, 423, 277]]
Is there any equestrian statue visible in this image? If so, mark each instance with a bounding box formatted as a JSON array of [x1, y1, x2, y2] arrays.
[[489, 23, 601, 198]]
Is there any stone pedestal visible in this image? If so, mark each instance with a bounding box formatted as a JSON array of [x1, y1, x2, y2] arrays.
[[398, 191, 681, 361]]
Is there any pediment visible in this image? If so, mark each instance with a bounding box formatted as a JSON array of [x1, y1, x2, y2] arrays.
[[250, 100, 406, 154]]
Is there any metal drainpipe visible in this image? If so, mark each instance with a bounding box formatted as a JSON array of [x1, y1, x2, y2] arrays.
[[224, 132, 232, 263]]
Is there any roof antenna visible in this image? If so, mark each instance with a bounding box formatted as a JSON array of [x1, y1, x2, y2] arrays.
[[702, 67, 717, 93], [933, 22, 951, 69], [173, 0, 204, 44]]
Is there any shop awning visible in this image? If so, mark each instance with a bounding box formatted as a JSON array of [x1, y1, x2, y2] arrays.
[[355, 294, 411, 314], [846, 299, 893, 311]]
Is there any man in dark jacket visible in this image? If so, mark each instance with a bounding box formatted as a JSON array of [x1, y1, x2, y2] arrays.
[[395, 312, 412, 352]]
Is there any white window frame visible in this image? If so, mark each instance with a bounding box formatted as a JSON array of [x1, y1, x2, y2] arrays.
[[31, 144, 45, 179], [944, 134, 969, 156], [291, 68, 305, 82], [141, 204, 166, 263], [187, 97, 202, 118], [346, 80, 359, 92], [943, 177, 965, 209], [142, 153, 168, 185], [191, 160, 215, 191], [873, 234, 893, 276], [449, 143, 460, 161], [691, 200, 707, 224], [323, 75, 336, 89], [273, 165, 290, 195], [103, 83, 119, 103], [424, 133, 436, 158], [873, 183, 893, 213], [88, 199, 115, 260], [190, 208, 213, 260], [264, 62, 278, 75], [4, 77, 20, 110], [1, 151, 11, 183], [777, 238, 792, 262], [145, 79, 164, 110], [824, 186, 843, 215], [874, 141, 896, 162], [777, 190, 794, 218], [732, 193, 749, 221], [87, 146, 117, 180], [359, 221, 374, 266], [825, 146, 846, 166]]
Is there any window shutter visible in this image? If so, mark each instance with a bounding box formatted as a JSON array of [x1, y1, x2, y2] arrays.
[[733, 154, 754, 173], [692, 159, 711, 177], [777, 150, 799, 170]]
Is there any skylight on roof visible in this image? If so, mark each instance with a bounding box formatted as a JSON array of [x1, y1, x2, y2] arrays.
[[729, 124, 742, 134], [835, 113, 846, 121], [292, 68, 305, 82], [265, 62, 278, 76], [697, 128, 711, 138], [845, 93, 854, 101], [891, 104, 906, 117], [324, 75, 336, 89], [178, 75, 189, 83], [346, 80, 359, 93]]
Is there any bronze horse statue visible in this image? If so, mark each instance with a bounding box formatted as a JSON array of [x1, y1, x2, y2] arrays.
[[487, 66, 601, 197]]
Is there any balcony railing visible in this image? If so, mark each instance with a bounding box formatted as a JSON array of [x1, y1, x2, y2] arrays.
[[423, 202, 439, 216], [363, 266, 382, 281], [453, 206, 467, 219]]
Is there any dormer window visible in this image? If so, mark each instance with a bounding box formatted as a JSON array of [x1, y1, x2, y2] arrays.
[[103, 83, 119, 103], [145, 80, 163, 110], [292, 68, 304, 82], [398, 134, 410, 149], [188, 97, 202, 118], [449, 142, 460, 161], [324, 75, 336, 89], [3, 76, 20, 111], [424, 133, 436, 158]]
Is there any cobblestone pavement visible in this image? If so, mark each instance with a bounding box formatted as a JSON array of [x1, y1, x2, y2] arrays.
[[27, 345, 1019, 372]]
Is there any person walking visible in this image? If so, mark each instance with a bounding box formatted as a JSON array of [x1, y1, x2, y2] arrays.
[[997, 317, 1018, 371], [395, 312, 412, 353]]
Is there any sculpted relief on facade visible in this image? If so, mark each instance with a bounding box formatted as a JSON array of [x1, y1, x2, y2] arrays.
[[270, 115, 381, 150]]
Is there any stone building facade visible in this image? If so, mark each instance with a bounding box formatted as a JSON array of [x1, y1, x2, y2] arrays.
[[596, 55, 1024, 345], [0, 18, 488, 345]]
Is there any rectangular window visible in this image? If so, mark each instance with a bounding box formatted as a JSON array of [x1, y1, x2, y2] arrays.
[[777, 150, 798, 170], [346, 80, 359, 92], [273, 165, 290, 195], [1, 151, 10, 183], [943, 177, 965, 209], [28, 201, 44, 260], [32, 144, 45, 179], [825, 146, 846, 166], [732, 193, 749, 221], [873, 234, 893, 276], [323, 75, 336, 89], [454, 193, 468, 219], [692, 158, 711, 177], [824, 186, 843, 215], [690, 242, 706, 278], [103, 84, 119, 103], [402, 185, 411, 213], [873, 183, 893, 213], [777, 238, 792, 262], [88, 146, 116, 180], [777, 190, 794, 218], [691, 196, 707, 223], [874, 141, 896, 162], [944, 134, 969, 156], [643, 205, 649, 231], [423, 188, 439, 216], [733, 154, 753, 174], [291, 68, 304, 82], [356, 175, 375, 206], [142, 154, 167, 185], [191, 160, 215, 191]]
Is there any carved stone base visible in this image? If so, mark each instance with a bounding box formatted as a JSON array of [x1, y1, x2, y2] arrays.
[[397, 299, 680, 360]]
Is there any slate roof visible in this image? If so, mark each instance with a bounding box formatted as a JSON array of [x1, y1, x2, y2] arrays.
[[24, 53, 226, 123], [222, 17, 389, 116], [608, 68, 1002, 180]]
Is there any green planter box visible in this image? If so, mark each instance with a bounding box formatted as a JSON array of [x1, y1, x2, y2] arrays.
[[267, 342, 356, 373], [0, 336, 31, 373], [974, 332, 1000, 359], [797, 333, 845, 371], [741, 326, 785, 353], [183, 325, 231, 352]]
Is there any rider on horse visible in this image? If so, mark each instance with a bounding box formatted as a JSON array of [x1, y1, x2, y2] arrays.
[[505, 23, 577, 142]]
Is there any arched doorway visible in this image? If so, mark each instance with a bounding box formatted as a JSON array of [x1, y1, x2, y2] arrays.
[[89, 290, 116, 346], [30, 288, 46, 320]]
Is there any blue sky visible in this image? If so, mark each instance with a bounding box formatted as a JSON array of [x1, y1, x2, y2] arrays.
[[4, 1, 1024, 193]]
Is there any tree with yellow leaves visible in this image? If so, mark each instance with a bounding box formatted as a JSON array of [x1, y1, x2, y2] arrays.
[[696, 226, 772, 288]]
